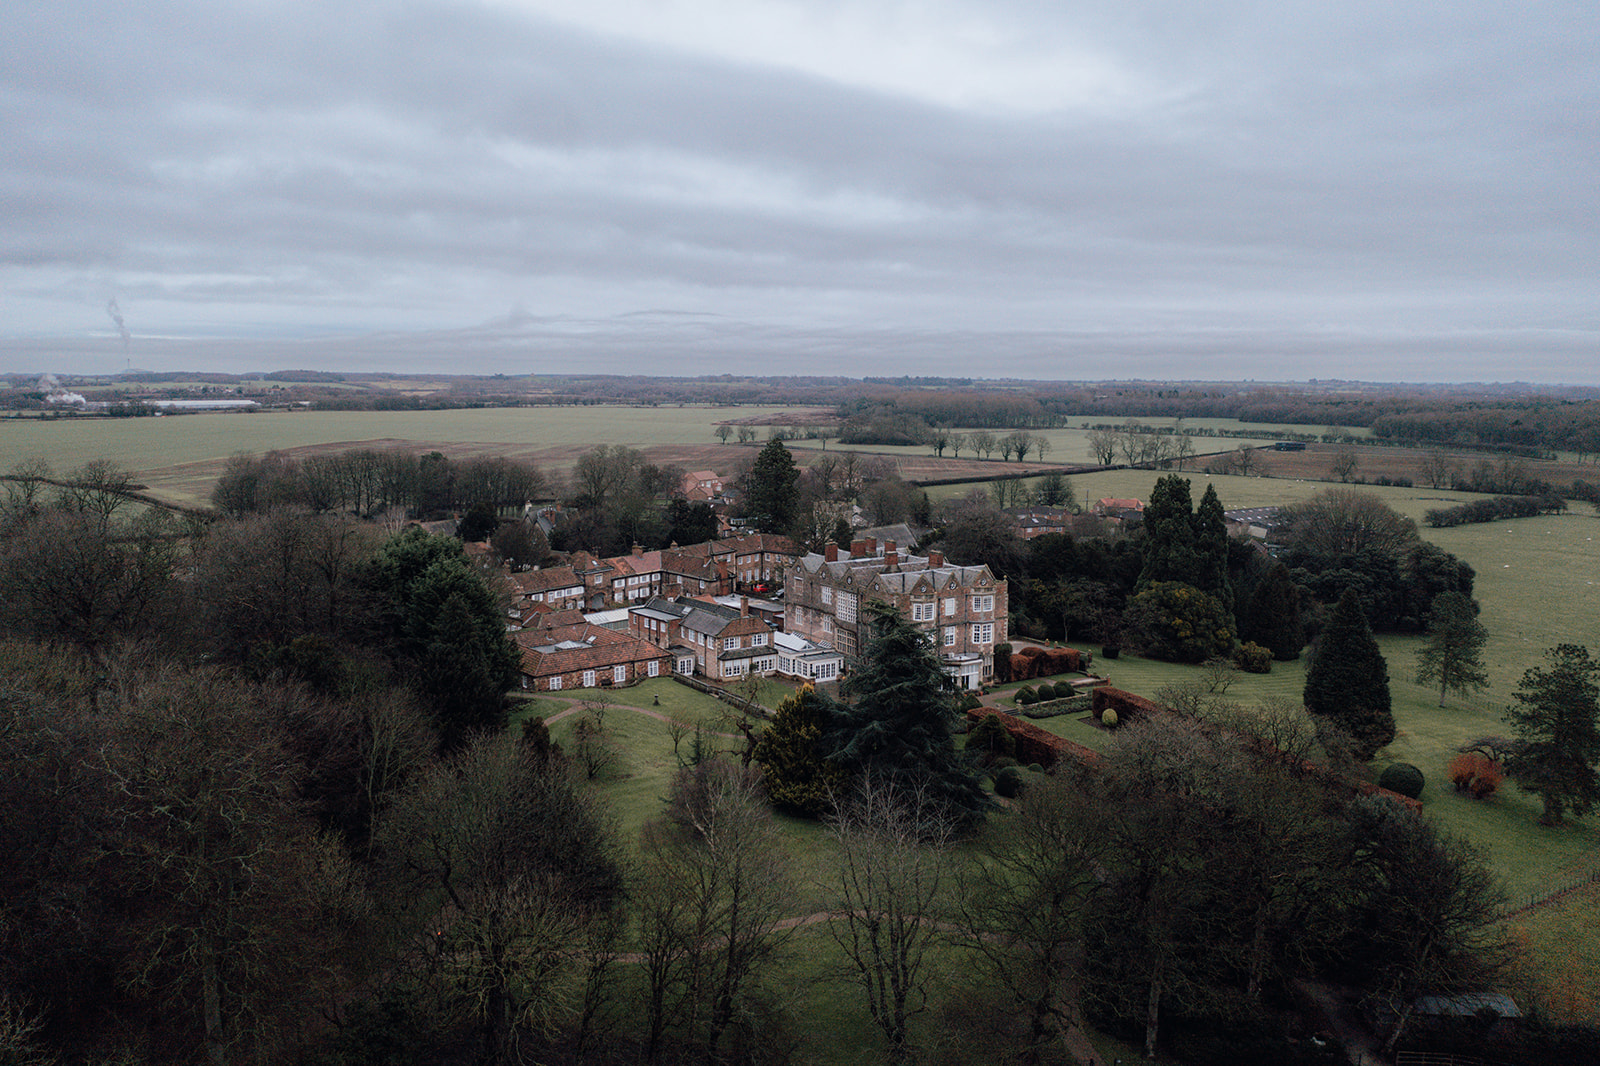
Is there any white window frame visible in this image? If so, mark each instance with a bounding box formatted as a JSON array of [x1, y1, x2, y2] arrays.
[[821, 586, 833, 605], [582, 669, 596, 688], [912, 601, 934, 622], [647, 659, 660, 677], [971, 594, 994, 613], [723, 636, 739, 651], [613, 665, 627, 684], [549, 674, 562, 691], [751, 632, 767, 646], [943, 626, 957, 647], [971, 622, 993, 644], [943, 597, 957, 616]]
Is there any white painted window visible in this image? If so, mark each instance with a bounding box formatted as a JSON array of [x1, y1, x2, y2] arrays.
[[943, 597, 957, 616], [837, 591, 857, 623], [911, 601, 934, 622], [723, 636, 739, 651], [614, 665, 627, 684], [549, 674, 562, 691], [821, 586, 833, 605], [971, 594, 994, 613], [647, 659, 660, 677], [971, 622, 993, 644], [943, 626, 957, 647], [582, 670, 596, 688], [751, 632, 767, 646]]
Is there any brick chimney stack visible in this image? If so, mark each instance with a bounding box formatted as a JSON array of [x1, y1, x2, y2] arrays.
[[885, 548, 898, 569], [928, 549, 944, 567], [825, 542, 838, 562], [740, 596, 749, 617], [851, 539, 866, 557]]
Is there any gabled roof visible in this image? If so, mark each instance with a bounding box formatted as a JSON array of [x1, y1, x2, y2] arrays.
[[512, 566, 584, 595], [513, 622, 666, 676]]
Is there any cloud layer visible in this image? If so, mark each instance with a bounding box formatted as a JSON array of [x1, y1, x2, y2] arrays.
[[3, 0, 1595, 380]]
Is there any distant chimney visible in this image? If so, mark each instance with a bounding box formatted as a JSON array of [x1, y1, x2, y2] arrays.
[[632, 544, 644, 556], [825, 543, 838, 562], [885, 548, 898, 569], [885, 540, 896, 556], [866, 537, 878, 554], [851, 539, 867, 557], [928, 550, 944, 567], [740, 596, 749, 617]]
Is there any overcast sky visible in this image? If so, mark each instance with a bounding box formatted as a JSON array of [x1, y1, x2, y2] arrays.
[[3, 0, 1595, 382]]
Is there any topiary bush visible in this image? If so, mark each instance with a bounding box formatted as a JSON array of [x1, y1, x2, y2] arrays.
[[957, 691, 983, 712], [1101, 644, 1120, 660], [1233, 641, 1273, 674], [1014, 685, 1038, 706], [1100, 708, 1119, 729], [1034, 683, 1056, 702], [966, 715, 1016, 763], [1378, 762, 1425, 800], [993, 765, 1026, 798]]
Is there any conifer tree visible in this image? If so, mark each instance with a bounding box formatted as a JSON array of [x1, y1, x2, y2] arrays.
[[1414, 591, 1490, 707], [754, 684, 844, 817], [1137, 475, 1199, 589], [822, 603, 987, 825], [1244, 562, 1306, 660], [1303, 587, 1394, 759], [1505, 644, 1600, 825], [1192, 482, 1234, 618], [745, 439, 800, 535]]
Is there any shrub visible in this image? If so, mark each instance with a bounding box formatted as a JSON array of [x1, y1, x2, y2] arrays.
[[1379, 762, 1426, 800], [1014, 685, 1038, 705], [1233, 642, 1273, 674], [1101, 644, 1120, 660], [967, 715, 1016, 762], [1027, 763, 1043, 774], [1101, 709, 1119, 729], [1447, 752, 1503, 799], [993, 765, 1026, 798], [957, 691, 983, 711], [1034, 683, 1056, 702], [991, 755, 1020, 771]]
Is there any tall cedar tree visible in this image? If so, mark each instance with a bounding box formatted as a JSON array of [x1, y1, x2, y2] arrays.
[[1244, 561, 1306, 660], [1137, 476, 1200, 589], [822, 603, 988, 826], [1505, 644, 1600, 825], [1192, 482, 1234, 617], [1414, 591, 1490, 706], [1303, 587, 1395, 759], [745, 439, 801, 535], [754, 683, 846, 817]]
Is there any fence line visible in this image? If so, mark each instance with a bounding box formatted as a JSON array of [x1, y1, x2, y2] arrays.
[[1501, 865, 1600, 917]]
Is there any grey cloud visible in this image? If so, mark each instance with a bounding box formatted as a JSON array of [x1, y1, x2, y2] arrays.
[[1, 0, 1595, 381]]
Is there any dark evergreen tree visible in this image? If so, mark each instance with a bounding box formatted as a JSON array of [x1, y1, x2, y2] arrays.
[[1303, 587, 1394, 759], [364, 528, 521, 748], [1414, 591, 1490, 707], [1244, 561, 1306, 660], [753, 683, 845, 817], [745, 439, 801, 535], [1505, 644, 1600, 825], [1192, 482, 1234, 618], [822, 603, 988, 825], [1137, 475, 1199, 589]]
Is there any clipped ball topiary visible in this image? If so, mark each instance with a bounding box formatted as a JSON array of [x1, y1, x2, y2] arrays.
[[1100, 708, 1119, 729], [1101, 644, 1121, 660], [1014, 685, 1038, 706], [994, 765, 1026, 798], [1378, 762, 1426, 800], [1035, 683, 1056, 701]]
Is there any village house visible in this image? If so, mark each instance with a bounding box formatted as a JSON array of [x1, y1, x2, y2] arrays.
[[1005, 507, 1072, 540], [513, 621, 670, 692], [509, 565, 587, 611], [784, 537, 1007, 690], [628, 595, 778, 680]]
